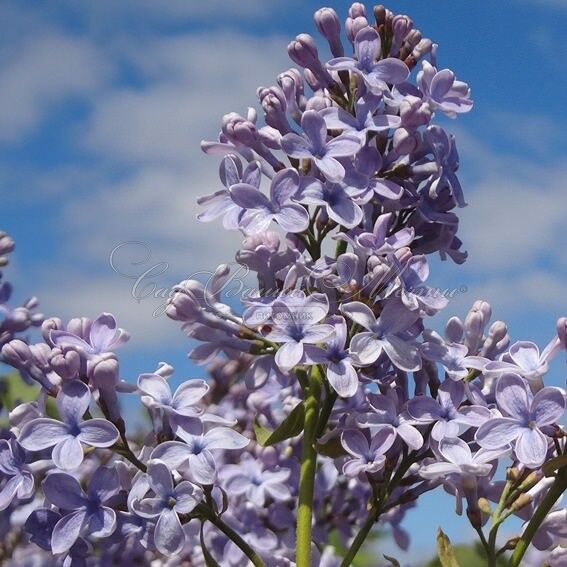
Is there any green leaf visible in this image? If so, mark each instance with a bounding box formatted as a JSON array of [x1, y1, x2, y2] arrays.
[[315, 436, 346, 458], [383, 554, 401, 566], [543, 455, 567, 477], [436, 528, 460, 567], [200, 522, 221, 567], [253, 402, 305, 446]]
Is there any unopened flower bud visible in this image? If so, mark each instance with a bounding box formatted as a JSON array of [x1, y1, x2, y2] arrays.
[[166, 289, 201, 322], [1, 339, 32, 369], [349, 2, 367, 18], [288, 34, 319, 69], [67, 317, 91, 341], [314, 7, 344, 57], [373, 5, 386, 26], [346, 16, 368, 44], [445, 316, 464, 343], [42, 317, 63, 346], [477, 497, 492, 515], [0, 232, 15, 256], [510, 493, 531, 513], [50, 348, 81, 381], [221, 112, 259, 147]]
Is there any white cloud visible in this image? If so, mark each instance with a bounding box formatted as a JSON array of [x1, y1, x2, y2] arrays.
[[0, 33, 110, 143]]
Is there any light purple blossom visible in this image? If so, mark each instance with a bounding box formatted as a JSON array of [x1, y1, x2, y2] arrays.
[[341, 299, 421, 371], [18, 380, 119, 470], [137, 374, 208, 434], [265, 292, 335, 372], [131, 460, 202, 556], [303, 316, 359, 397], [297, 178, 363, 229], [150, 426, 250, 485], [356, 393, 423, 450], [42, 467, 119, 554], [421, 341, 487, 381], [230, 168, 309, 234], [0, 439, 34, 510], [326, 26, 409, 95], [475, 373, 564, 468], [197, 155, 261, 230], [407, 380, 492, 441], [419, 437, 503, 480], [50, 312, 129, 358], [221, 457, 292, 506], [417, 60, 473, 117], [281, 110, 363, 182], [341, 426, 396, 477]]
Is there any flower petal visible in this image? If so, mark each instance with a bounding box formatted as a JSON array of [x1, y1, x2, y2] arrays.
[[154, 509, 185, 556], [495, 373, 532, 420], [475, 418, 523, 449], [203, 428, 250, 450], [56, 381, 91, 425], [43, 472, 86, 509], [531, 387, 565, 427], [137, 373, 172, 406], [78, 419, 119, 448], [19, 418, 69, 451], [52, 437, 84, 470], [515, 428, 548, 469], [51, 510, 86, 554]]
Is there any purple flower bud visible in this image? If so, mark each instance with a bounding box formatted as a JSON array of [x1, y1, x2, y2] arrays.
[[41, 317, 63, 346], [257, 86, 291, 134], [445, 316, 464, 343], [221, 112, 259, 147], [66, 317, 91, 341], [348, 2, 367, 18], [166, 287, 202, 322], [345, 16, 368, 44], [50, 348, 81, 381], [391, 15, 414, 56], [288, 34, 319, 68], [1, 339, 32, 369], [314, 7, 344, 57]]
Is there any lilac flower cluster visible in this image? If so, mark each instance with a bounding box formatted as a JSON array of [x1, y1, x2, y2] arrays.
[[1, 4, 566, 567]]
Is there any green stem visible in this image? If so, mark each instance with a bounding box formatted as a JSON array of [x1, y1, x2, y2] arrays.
[[509, 471, 567, 567], [340, 504, 381, 567], [296, 367, 323, 567], [199, 505, 266, 567]]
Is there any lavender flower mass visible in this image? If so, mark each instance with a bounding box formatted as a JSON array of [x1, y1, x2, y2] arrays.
[[1, 4, 566, 567]]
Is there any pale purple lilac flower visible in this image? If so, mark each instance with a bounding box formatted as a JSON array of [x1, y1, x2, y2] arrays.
[[419, 437, 503, 480], [355, 213, 414, 255], [137, 373, 209, 434], [221, 456, 291, 506], [341, 426, 396, 477], [475, 373, 564, 468], [150, 426, 249, 485], [50, 312, 129, 358], [320, 94, 401, 138], [417, 60, 473, 117], [131, 460, 202, 556], [407, 380, 492, 441], [281, 110, 363, 182], [297, 178, 363, 229], [356, 393, 423, 450], [197, 155, 261, 230], [18, 380, 119, 470], [421, 341, 488, 381], [326, 26, 409, 95], [230, 168, 309, 234], [341, 299, 421, 371], [42, 467, 120, 554], [303, 316, 359, 397], [266, 292, 335, 372], [0, 439, 34, 510]]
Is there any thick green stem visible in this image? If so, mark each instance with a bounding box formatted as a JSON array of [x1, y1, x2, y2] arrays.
[[509, 471, 567, 567], [296, 367, 322, 567]]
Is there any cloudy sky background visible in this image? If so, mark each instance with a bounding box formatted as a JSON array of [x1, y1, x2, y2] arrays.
[[1, 0, 566, 563]]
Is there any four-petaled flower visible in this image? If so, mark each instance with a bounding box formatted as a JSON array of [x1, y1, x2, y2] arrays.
[[50, 312, 129, 358], [419, 437, 505, 480], [341, 426, 396, 477], [281, 110, 363, 182], [341, 299, 421, 371], [137, 374, 209, 435], [42, 467, 120, 554], [326, 27, 409, 95], [475, 373, 565, 469], [131, 460, 202, 556], [0, 438, 34, 510], [407, 380, 492, 441], [18, 380, 119, 470], [421, 340, 487, 381], [150, 426, 250, 485], [356, 393, 423, 450], [266, 292, 335, 372], [229, 168, 309, 234]]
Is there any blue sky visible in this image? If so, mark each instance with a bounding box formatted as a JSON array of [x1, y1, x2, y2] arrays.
[[1, 1, 566, 563]]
